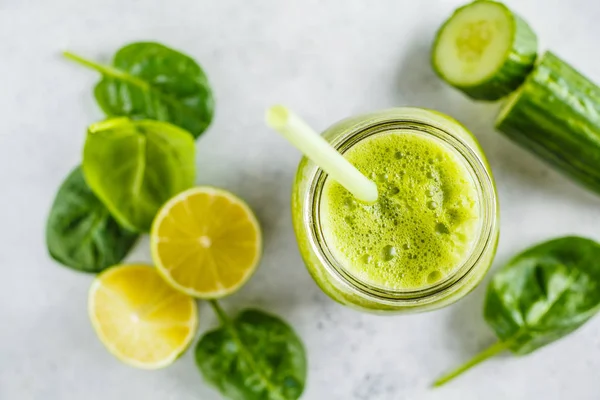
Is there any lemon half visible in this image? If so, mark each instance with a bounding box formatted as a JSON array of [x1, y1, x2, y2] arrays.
[[88, 264, 198, 369], [151, 187, 262, 299]]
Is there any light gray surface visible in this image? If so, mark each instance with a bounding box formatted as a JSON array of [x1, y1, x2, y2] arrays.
[[2, 0, 600, 399]]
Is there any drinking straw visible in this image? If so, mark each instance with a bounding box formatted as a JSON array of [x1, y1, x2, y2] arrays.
[[266, 105, 378, 203]]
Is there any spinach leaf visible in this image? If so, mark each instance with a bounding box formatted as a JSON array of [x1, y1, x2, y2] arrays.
[[196, 301, 307, 400], [83, 117, 195, 232], [46, 166, 138, 273], [64, 42, 214, 139], [434, 236, 600, 386]]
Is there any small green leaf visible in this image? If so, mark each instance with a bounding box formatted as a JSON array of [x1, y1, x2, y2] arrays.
[[485, 236, 600, 354], [434, 236, 600, 386], [196, 302, 307, 400], [83, 118, 195, 232], [64, 42, 214, 139], [46, 166, 138, 273]]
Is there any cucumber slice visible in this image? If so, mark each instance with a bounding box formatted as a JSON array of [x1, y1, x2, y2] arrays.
[[432, 0, 538, 101], [496, 51, 600, 194]]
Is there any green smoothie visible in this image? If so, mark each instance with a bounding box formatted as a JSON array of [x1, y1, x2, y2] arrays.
[[320, 129, 481, 290], [292, 108, 498, 313]]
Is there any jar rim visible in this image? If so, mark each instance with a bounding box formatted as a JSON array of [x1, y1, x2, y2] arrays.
[[302, 108, 498, 306]]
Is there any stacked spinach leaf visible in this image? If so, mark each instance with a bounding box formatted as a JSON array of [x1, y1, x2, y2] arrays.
[[46, 42, 307, 400], [48, 42, 212, 272]]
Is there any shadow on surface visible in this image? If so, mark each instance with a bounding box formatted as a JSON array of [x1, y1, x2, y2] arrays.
[[440, 273, 500, 363]]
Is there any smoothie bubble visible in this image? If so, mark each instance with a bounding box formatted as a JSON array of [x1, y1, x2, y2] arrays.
[[436, 223, 450, 234], [381, 245, 397, 261], [427, 270, 443, 284], [376, 173, 389, 183], [360, 254, 373, 264], [344, 197, 357, 210]]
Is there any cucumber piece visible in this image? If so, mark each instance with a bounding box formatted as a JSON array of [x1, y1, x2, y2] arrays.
[[496, 51, 600, 194], [432, 0, 538, 101]]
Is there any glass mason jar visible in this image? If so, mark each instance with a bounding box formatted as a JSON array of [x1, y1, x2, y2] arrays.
[[292, 108, 499, 313]]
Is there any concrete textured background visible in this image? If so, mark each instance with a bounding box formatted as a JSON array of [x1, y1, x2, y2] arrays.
[[1, 0, 600, 399]]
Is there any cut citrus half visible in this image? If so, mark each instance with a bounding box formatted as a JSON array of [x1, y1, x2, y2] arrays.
[[151, 186, 262, 299], [88, 264, 198, 369]]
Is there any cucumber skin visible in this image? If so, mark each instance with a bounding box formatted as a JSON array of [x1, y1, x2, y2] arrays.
[[432, 1, 538, 101], [496, 51, 600, 194]]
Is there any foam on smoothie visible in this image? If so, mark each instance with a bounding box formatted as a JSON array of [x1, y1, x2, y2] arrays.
[[320, 130, 481, 290]]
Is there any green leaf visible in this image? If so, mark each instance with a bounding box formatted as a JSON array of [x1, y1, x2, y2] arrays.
[[83, 118, 196, 232], [434, 236, 600, 386], [46, 166, 138, 273], [484, 236, 600, 354], [64, 42, 214, 139], [196, 302, 307, 400]]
